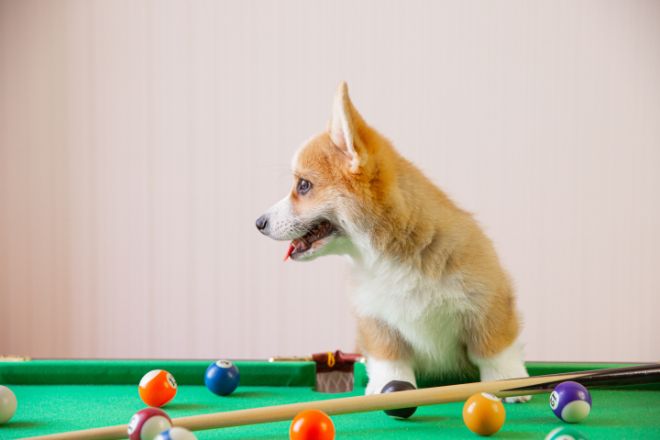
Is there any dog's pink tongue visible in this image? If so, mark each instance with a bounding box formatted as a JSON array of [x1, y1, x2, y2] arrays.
[[284, 243, 295, 261]]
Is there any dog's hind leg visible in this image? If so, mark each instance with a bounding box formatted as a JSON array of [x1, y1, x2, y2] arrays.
[[468, 340, 531, 403], [464, 287, 531, 403]]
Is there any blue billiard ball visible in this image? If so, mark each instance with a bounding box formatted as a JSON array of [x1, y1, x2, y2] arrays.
[[205, 360, 240, 396], [549, 381, 592, 423]]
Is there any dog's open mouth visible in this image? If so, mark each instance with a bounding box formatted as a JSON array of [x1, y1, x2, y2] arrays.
[[285, 220, 336, 260]]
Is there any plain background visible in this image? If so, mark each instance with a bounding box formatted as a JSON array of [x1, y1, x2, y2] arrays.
[[1, 0, 659, 362]]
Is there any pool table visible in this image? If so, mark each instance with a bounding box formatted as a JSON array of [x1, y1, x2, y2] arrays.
[[0, 359, 658, 439]]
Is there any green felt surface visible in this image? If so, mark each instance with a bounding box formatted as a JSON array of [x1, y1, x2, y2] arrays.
[[0, 360, 658, 439], [0, 361, 315, 387]]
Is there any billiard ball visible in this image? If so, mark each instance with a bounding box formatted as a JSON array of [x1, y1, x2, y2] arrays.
[[205, 360, 240, 396], [549, 381, 592, 423], [155, 427, 198, 440], [139, 369, 178, 407], [289, 409, 335, 440], [380, 380, 417, 419], [127, 407, 172, 440], [0, 385, 17, 424], [544, 426, 589, 440], [462, 392, 506, 436]]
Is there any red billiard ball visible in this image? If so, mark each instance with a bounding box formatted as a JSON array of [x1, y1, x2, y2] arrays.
[[139, 369, 178, 407], [127, 407, 172, 440], [289, 409, 335, 440]]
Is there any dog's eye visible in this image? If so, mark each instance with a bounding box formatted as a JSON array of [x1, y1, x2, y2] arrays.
[[297, 178, 312, 195]]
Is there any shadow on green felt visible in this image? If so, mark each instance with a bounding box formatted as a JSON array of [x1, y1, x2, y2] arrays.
[[232, 390, 281, 399], [497, 431, 543, 439], [390, 415, 448, 423], [1, 420, 47, 431], [163, 402, 213, 411]]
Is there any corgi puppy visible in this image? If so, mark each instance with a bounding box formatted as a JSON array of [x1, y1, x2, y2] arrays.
[[256, 82, 529, 401]]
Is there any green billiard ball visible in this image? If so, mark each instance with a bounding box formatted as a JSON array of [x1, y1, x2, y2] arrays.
[[545, 426, 589, 440]]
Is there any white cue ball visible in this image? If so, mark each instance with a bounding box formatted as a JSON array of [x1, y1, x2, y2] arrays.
[[0, 385, 17, 424]]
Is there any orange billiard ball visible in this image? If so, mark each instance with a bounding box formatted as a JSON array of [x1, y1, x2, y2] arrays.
[[289, 409, 335, 440], [138, 369, 178, 407], [462, 392, 506, 436]]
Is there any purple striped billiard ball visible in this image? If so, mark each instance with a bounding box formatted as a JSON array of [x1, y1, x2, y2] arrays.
[[549, 381, 592, 423]]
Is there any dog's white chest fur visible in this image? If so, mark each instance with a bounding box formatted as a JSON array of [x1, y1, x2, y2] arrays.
[[351, 258, 475, 374]]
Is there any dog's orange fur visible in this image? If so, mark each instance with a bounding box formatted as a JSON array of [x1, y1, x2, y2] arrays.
[[290, 84, 520, 361], [356, 316, 412, 361], [257, 82, 529, 395]]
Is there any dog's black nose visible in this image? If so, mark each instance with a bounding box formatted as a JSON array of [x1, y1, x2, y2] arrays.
[[255, 214, 269, 231]]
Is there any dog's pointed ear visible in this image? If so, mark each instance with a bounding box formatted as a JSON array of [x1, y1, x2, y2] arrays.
[[329, 81, 367, 172]]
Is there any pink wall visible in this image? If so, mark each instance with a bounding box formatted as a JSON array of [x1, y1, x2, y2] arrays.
[[1, 0, 659, 361]]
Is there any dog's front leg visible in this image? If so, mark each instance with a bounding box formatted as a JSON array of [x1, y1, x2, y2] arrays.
[[357, 316, 416, 395]]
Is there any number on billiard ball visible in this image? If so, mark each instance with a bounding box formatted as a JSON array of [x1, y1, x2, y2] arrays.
[[462, 392, 506, 436], [289, 409, 335, 440], [549, 381, 592, 423], [205, 360, 240, 396], [155, 427, 198, 440], [0, 385, 17, 425], [138, 369, 178, 407], [380, 380, 418, 419], [127, 407, 172, 440]]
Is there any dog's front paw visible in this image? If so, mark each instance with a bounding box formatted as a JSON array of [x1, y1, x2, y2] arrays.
[[365, 379, 387, 395], [364, 358, 416, 395], [365, 377, 418, 395], [503, 395, 532, 403]]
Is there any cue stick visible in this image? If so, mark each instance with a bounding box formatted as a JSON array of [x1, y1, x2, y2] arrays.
[[23, 363, 660, 440]]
